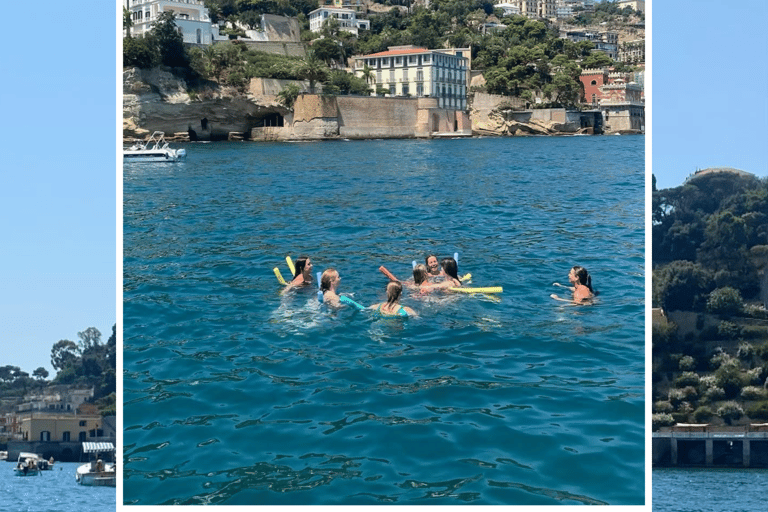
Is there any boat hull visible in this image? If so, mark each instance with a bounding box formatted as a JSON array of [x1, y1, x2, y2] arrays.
[[76, 463, 116, 487], [123, 149, 185, 162]]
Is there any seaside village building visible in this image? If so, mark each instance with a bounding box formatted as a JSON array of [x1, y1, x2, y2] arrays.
[[495, 0, 560, 19], [308, 7, 370, 36], [353, 46, 469, 111], [580, 68, 644, 132], [125, 0, 216, 45]]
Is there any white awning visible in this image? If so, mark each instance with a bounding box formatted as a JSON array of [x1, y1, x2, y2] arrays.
[[82, 442, 115, 453]]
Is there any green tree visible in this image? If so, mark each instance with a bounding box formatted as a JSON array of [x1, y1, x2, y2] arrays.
[[313, 37, 343, 67], [653, 260, 714, 312], [277, 83, 301, 109], [123, 7, 133, 38], [150, 11, 189, 68], [51, 340, 79, 372], [123, 36, 160, 69], [77, 327, 102, 353], [296, 50, 328, 93], [32, 367, 49, 381]]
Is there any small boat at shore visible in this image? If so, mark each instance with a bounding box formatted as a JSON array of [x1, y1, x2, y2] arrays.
[[123, 131, 186, 162], [76, 442, 116, 487], [14, 452, 42, 477]]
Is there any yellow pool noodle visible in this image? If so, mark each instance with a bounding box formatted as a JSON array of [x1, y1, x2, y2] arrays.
[[286, 256, 295, 276], [273, 267, 288, 286], [449, 286, 502, 294], [460, 273, 471, 282]]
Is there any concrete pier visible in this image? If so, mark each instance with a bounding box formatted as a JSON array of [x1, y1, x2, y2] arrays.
[[653, 424, 768, 468]]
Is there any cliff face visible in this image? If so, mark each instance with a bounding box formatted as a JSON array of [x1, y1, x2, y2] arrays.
[[123, 67, 288, 141]]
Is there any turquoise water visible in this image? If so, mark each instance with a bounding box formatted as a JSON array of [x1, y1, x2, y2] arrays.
[[653, 468, 768, 511], [123, 136, 645, 505], [0, 462, 115, 511]]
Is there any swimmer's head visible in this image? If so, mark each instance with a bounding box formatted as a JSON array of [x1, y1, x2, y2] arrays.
[[386, 281, 403, 304], [425, 254, 440, 275], [320, 268, 339, 292], [294, 256, 312, 278], [413, 264, 429, 285], [440, 257, 458, 280], [570, 266, 592, 291]]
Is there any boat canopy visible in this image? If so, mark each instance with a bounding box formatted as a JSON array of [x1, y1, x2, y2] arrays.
[[82, 442, 115, 453]]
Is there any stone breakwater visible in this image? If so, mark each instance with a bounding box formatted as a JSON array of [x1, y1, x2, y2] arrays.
[[123, 67, 605, 142]]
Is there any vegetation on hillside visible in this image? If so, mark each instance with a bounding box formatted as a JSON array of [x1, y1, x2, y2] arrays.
[[0, 325, 117, 416], [652, 172, 768, 430], [123, 0, 642, 108]]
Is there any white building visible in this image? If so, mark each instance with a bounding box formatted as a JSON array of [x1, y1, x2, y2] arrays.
[[353, 46, 469, 111], [125, 0, 214, 45], [555, 0, 595, 18], [495, 2, 521, 16], [16, 387, 94, 414], [309, 7, 370, 36]]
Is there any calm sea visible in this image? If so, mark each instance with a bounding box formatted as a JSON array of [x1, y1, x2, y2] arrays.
[[653, 468, 768, 511], [0, 462, 115, 511], [123, 135, 645, 505]]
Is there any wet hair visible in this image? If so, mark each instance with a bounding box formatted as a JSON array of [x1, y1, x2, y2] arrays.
[[572, 266, 593, 293], [413, 264, 428, 285], [440, 257, 459, 281], [320, 268, 338, 292], [293, 256, 310, 279], [386, 281, 402, 306]]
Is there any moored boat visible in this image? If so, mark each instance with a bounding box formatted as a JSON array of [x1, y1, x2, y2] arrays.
[[123, 131, 186, 162], [14, 452, 42, 477], [75, 442, 115, 487]]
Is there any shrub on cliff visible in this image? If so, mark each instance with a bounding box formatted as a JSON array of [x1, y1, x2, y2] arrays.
[[707, 286, 744, 314], [746, 401, 768, 420], [692, 406, 715, 423], [652, 413, 675, 431], [717, 401, 744, 425], [124, 36, 160, 69]]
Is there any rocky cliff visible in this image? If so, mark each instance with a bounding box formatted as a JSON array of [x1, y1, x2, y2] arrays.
[[123, 67, 289, 141]]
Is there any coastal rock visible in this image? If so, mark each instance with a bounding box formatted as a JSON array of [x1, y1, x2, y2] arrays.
[[123, 67, 288, 141]]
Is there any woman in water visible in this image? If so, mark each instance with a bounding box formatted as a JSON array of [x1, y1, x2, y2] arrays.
[[552, 265, 595, 303], [283, 256, 313, 294], [369, 281, 417, 317], [320, 268, 341, 307], [439, 257, 462, 287], [425, 254, 441, 277], [413, 264, 452, 292]]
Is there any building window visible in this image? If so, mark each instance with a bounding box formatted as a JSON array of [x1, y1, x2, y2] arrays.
[[591, 80, 597, 86], [40, 431, 51, 442], [79, 420, 86, 427], [423, 55, 430, 63], [62, 431, 71, 442], [389, 85, 395, 96], [79, 432, 87, 442], [417, 70, 423, 81], [402, 84, 409, 96]]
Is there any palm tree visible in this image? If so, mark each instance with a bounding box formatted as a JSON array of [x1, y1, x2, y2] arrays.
[[361, 64, 374, 87], [123, 7, 133, 38], [297, 50, 328, 94]]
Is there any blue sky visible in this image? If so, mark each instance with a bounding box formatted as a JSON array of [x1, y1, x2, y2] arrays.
[[0, 2, 116, 376], [652, 0, 768, 189]]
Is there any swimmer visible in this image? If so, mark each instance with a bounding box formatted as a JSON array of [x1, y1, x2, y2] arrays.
[[289, 256, 313, 287], [425, 254, 441, 277], [552, 265, 595, 303], [439, 257, 462, 287], [413, 264, 451, 292], [320, 268, 342, 306], [369, 281, 417, 317]]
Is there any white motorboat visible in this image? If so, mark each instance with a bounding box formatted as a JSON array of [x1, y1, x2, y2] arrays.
[[14, 452, 42, 477], [123, 131, 186, 162], [76, 442, 116, 487]]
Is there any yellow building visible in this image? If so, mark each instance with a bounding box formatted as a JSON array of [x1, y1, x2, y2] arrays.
[[18, 413, 104, 442]]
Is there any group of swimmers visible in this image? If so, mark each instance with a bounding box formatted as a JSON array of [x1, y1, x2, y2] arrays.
[[282, 255, 595, 316], [283, 254, 471, 317]]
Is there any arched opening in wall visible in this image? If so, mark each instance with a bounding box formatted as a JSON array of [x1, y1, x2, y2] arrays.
[[259, 113, 284, 127], [432, 113, 440, 133], [454, 115, 458, 132]]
